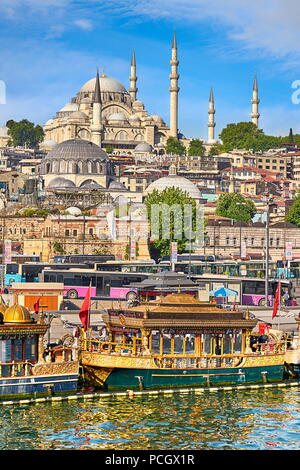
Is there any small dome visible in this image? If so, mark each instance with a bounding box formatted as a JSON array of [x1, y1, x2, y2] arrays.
[[44, 119, 54, 126], [108, 180, 127, 191], [129, 114, 141, 121], [134, 142, 153, 153], [46, 138, 108, 160], [144, 175, 202, 200], [66, 206, 82, 216], [80, 180, 105, 189], [69, 111, 89, 120], [4, 304, 33, 324], [60, 102, 79, 112], [133, 100, 144, 109], [108, 113, 127, 121], [47, 177, 76, 189], [150, 115, 164, 123]]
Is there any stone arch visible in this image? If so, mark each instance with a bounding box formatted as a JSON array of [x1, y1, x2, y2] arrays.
[[115, 130, 129, 141]]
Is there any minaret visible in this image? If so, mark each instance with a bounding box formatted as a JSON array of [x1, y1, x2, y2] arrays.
[[91, 69, 102, 147], [251, 74, 260, 127], [129, 50, 138, 101], [207, 87, 216, 143], [169, 32, 179, 138]]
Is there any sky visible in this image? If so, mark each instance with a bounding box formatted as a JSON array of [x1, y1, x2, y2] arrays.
[[1, 0, 300, 140]]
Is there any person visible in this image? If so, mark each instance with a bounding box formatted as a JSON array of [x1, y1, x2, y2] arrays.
[[283, 291, 289, 306]]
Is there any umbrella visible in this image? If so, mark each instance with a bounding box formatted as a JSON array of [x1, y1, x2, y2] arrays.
[[209, 286, 238, 297]]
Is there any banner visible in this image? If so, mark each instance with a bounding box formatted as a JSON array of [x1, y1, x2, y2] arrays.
[[241, 241, 247, 258], [171, 242, 178, 263], [4, 240, 11, 263], [130, 240, 136, 259], [285, 242, 293, 261]]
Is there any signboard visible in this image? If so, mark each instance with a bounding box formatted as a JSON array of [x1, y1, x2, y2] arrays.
[[241, 241, 247, 259], [285, 242, 293, 261], [171, 242, 178, 263], [4, 240, 11, 263], [130, 240, 136, 259]]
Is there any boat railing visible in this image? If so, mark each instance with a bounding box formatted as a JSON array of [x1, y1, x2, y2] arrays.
[[0, 361, 34, 378], [82, 337, 288, 370]]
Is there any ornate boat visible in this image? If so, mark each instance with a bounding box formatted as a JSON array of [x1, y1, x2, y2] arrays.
[[80, 293, 290, 391], [0, 301, 79, 400]]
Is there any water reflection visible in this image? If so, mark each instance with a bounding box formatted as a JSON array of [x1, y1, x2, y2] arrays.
[[0, 388, 299, 450]]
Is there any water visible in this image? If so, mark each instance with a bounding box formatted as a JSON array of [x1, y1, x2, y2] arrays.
[[0, 388, 299, 450]]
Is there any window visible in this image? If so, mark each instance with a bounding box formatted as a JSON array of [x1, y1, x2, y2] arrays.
[[89, 228, 93, 236], [65, 229, 70, 236], [73, 229, 77, 237]]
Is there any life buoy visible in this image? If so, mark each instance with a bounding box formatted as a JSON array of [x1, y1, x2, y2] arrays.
[[119, 314, 126, 325]]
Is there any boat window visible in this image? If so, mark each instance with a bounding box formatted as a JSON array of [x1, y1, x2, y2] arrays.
[[0, 339, 12, 361], [203, 334, 212, 354], [185, 334, 195, 354], [162, 333, 171, 355], [174, 334, 184, 354], [223, 331, 233, 354], [24, 338, 37, 361], [151, 331, 160, 354], [233, 331, 242, 353], [14, 339, 23, 361]]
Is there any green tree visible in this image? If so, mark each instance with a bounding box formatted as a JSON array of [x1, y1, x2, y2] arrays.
[[6, 119, 44, 148], [219, 122, 263, 151], [215, 193, 256, 223], [105, 145, 114, 154], [144, 187, 197, 259], [208, 143, 226, 156], [165, 136, 186, 155], [188, 139, 205, 156], [285, 193, 300, 226], [52, 241, 64, 254]]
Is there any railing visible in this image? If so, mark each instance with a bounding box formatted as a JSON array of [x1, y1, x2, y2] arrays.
[[0, 361, 34, 378], [82, 338, 288, 369]]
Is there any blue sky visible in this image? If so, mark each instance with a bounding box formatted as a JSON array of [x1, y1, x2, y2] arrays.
[[1, 0, 300, 140]]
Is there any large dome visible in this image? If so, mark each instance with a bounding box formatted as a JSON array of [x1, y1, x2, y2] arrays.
[[80, 75, 128, 94], [46, 138, 108, 160], [144, 175, 202, 200]]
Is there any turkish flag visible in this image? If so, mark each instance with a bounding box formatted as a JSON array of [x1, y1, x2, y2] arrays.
[[272, 281, 281, 319], [33, 298, 40, 313], [79, 284, 91, 331]]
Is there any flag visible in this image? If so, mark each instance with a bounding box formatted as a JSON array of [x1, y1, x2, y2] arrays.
[[79, 283, 91, 331], [272, 281, 281, 319], [232, 296, 237, 311], [33, 298, 40, 313]]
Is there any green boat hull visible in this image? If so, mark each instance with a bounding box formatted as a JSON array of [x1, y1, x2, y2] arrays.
[[89, 364, 285, 391]]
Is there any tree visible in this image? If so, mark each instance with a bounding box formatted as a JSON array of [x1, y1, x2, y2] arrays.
[[6, 119, 44, 148], [188, 139, 205, 156], [219, 122, 264, 151], [285, 193, 300, 226], [144, 187, 197, 259], [208, 143, 226, 156], [215, 193, 256, 223], [165, 136, 186, 155], [105, 145, 114, 154], [52, 241, 64, 254]]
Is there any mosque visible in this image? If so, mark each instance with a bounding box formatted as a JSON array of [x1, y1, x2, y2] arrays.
[[42, 32, 260, 157], [42, 34, 182, 156]]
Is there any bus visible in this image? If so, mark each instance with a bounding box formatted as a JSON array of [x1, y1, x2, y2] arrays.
[[276, 260, 300, 279], [3, 262, 95, 287], [95, 260, 158, 273], [190, 274, 292, 306], [41, 268, 150, 299], [160, 260, 278, 279], [53, 254, 115, 264]]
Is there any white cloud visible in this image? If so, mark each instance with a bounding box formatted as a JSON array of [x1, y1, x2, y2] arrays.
[[74, 19, 93, 31]]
